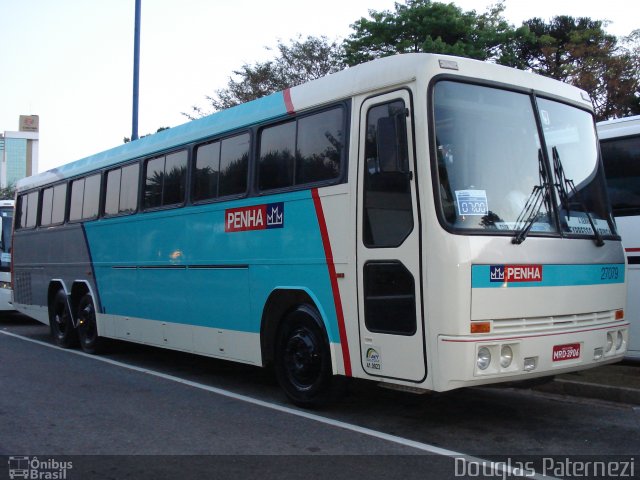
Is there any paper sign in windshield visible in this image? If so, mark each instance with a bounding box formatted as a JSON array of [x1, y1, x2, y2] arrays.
[[565, 216, 612, 236], [455, 190, 488, 216]]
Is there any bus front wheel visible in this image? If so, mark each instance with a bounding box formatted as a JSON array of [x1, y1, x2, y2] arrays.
[[274, 305, 337, 408], [49, 289, 78, 348], [77, 294, 104, 354]]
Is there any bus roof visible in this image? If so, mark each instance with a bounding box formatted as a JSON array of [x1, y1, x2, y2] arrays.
[[597, 115, 640, 141], [17, 53, 592, 192]]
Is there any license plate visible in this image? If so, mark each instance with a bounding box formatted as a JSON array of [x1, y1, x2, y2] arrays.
[[552, 343, 581, 362]]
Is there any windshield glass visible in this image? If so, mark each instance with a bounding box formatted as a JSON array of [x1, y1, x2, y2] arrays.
[[536, 98, 616, 237], [433, 81, 616, 239], [433, 81, 555, 233]]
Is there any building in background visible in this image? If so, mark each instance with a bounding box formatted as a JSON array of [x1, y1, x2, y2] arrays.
[[0, 115, 39, 189]]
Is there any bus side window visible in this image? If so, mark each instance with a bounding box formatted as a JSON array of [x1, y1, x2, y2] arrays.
[[601, 134, 640, 216], [105, 163, 139, 216], [258, 106, 344, 192], [144, 150, 187, 209]]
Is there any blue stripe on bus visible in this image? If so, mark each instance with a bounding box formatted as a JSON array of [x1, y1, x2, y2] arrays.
[[471, 264, 625, 288], [83, 190, 342, 343]]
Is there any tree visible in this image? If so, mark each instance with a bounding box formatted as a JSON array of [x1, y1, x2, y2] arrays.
[[0, 185, 15, 200], [185, 35, 344, 118], [343, 0, 520, 66], [511, 17, 639, 120]]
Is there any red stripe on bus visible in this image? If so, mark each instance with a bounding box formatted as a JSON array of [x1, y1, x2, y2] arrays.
[[283, 88, 295, 114], [311, 188, 352, 376], [625, 248, 640, 252]]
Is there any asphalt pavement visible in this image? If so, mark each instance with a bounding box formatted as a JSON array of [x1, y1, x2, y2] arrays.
[[532, 362, 640, 405]]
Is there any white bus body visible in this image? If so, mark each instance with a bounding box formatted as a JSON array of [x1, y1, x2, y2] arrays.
[[598, 115, 640, 360]]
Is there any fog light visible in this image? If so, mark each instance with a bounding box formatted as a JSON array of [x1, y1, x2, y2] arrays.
[[594, 347, 603, 361], [500, 345, 513, 369], [606, 332, 614, 353], [616, 331, 624, 350], [477, 347, 491, 370], [523, 357, 537, 372]]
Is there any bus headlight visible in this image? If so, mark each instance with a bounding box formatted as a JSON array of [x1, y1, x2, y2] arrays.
[[606, 332, 614, 353], [616, 331, 624, 350], [477, 347, 491, 370], [500, 345, 513, 369]]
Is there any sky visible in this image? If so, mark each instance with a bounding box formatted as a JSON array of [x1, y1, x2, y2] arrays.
[[1, 0, 638, 173]]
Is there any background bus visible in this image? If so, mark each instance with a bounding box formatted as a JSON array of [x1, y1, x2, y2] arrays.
[[0, 199, 14, 312], [12, 54, 628, 406], [598, 115, 640, 360]]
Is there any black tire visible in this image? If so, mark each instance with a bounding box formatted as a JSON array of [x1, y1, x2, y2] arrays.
[[77, 294, 105, 354], [274, 305, 338, 408], [49, 289, 78, 348]]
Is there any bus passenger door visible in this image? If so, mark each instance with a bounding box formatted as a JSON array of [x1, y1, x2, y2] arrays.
[[356, 90, 426, 382]]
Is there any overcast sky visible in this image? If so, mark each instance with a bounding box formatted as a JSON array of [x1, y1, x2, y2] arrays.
[[1, 0, 637, 173]]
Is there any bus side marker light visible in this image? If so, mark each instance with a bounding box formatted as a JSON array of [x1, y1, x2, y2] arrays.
[[438, 59, 459, 70], [471, 322, 491, 334], [615, 309, 624, 321]]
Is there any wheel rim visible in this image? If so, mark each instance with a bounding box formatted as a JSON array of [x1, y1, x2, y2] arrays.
[[53, 303, 70, 336], [78, 303, 96, 344], [284, 327, 322, 390]]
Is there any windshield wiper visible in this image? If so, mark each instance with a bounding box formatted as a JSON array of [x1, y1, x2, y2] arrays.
[[512, 150, 552, 245], [552, 146, 604, 247]]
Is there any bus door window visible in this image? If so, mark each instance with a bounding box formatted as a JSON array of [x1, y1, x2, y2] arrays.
[[363, 100, 414, 248]]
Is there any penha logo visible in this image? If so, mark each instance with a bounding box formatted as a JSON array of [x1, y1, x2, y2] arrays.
[[225, 202, 284, 232], [490, 265, 543, 283]]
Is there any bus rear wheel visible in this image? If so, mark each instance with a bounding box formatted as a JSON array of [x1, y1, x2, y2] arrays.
[[77, 294, 104, 354], [49, 289, 78, 348], [274, 305, 337, 408]]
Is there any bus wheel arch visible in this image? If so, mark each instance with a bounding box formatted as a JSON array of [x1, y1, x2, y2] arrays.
[[261, 289, 341, 407], [260, 289, 326, 367]]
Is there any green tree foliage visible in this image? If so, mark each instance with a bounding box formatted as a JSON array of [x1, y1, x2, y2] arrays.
[[0, 185, 15, 200], [343, 0, 522, 65], [187, 1, 638, 121], [186, 36, 344, 118], [511, 16, 639, 119]]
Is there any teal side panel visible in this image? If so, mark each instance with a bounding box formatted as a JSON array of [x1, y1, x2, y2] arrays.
[[82, 190, 340, 342]]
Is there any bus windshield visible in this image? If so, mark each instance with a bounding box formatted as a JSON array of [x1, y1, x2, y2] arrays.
[[433, 81, 616, 239]]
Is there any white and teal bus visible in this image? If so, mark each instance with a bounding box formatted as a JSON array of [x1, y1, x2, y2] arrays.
[[12, 54, 628, 406], [598, 115, 640, 360]]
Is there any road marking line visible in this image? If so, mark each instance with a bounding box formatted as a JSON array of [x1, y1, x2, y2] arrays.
[[0, 329, 556, 479]]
